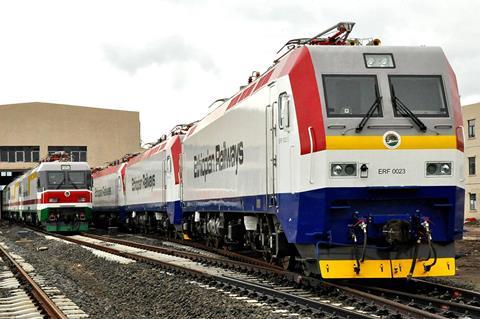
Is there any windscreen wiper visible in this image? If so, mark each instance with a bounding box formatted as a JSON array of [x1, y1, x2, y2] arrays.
[[391, 87, 427, 132], [355, 96, 382, 133]]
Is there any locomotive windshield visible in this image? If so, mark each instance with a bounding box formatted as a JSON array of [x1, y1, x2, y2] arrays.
[[323, 75, 381, 117], [68, 171, 86, 184], [45, 170, 90, 189], [47, 171, 64, 185], [389, 75, 448, 117]]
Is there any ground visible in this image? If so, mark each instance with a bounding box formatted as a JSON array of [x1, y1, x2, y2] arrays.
[[445, 225, 480, 290]]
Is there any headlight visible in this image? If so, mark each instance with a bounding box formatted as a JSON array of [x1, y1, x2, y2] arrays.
[[331, 163, 357, 177], [426, 162, 452, 176], [332, 165, 343, 176], [440, 163, 451, 175]]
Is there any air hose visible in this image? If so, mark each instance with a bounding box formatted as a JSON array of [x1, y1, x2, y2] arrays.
[[407, 238, 420, 279], [422, 221, 437, 271]]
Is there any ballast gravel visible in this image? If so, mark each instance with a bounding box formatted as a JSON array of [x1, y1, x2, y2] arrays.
[[0, 225, 283, 319]]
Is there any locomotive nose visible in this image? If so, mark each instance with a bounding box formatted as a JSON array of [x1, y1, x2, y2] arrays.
[[382, 220, 411, 245]]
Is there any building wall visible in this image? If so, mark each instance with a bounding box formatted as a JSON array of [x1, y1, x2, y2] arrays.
[[0, 102, 141, 171], [463, 102, 480, 220]]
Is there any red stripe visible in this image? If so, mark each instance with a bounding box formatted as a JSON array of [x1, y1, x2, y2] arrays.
[[227, 94, 241, 110], [226, 69, 274, 111], [252, 69, 274, 93], [273, 47, 326, 154], [171, 135, 182, 185], [41, 190, 92, 204], [446, 61, 464, 152], [22, 199, 38, 205], [120, 163, 127, 192], [237, 83, 255, 103], [128, 142, 166, 166], [92, 164, 122, 178], [8, 190, 92, 207]]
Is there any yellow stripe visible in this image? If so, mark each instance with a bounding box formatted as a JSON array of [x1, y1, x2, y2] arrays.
[[319, 257, 455, 279], [27, 172, 38, 194], [326, 135, 457, 150]]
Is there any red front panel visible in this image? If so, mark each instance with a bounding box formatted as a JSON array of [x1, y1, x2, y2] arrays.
[[41, 190, 92, 204]]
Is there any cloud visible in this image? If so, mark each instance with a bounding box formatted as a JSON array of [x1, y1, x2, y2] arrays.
[[234, 3, 315, 26], [103, 36, 218, 75]]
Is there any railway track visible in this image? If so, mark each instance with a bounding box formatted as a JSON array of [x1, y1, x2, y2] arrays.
[[35, 230, 473, 318], [63, 233, 373, 318], [344, 278, 480, 318], [0, 242, 88, 319], [85, 231, 480, 318], [89, 228, 283, 270]]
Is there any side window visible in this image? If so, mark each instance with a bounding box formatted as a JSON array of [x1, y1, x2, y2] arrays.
[[468, 119, 475, 138], [166, 156, 172, 173], [469, 157, 476, 176], [470, 193, 477, 210], [278, 93, 290, 130]]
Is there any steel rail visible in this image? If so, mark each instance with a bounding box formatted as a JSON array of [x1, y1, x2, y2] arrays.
[[55, 233, 374, 319], [81, 232, 285, 275], [311, 281, 448, 319], [144, 233, 284, 270], [81, 232, 451, 319], [0, 244, 68, 319], [412, 278, 480, 302], [342, 282, 480, 318]]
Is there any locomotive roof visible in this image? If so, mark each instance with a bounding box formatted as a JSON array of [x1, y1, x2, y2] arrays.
[[187, 44, 448, 138], [36, 161, 90, 171]]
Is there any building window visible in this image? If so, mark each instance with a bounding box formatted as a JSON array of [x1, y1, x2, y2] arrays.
[[469, 157, 476, 175], [468, 119, 476, 138], [0, 146, 40, 163], [470, 193, 477, 210], [48, 146, 87, 162]]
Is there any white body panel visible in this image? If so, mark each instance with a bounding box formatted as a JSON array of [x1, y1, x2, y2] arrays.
[[92, 163, 126, 209], [182, 81, 279, 203], [124, 151, 166, 208]]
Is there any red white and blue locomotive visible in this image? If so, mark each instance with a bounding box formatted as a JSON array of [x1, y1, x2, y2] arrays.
[[92, 22, 464, 279]]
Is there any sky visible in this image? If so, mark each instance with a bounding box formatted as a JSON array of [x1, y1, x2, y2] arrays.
[[0, 0, 478, 145]]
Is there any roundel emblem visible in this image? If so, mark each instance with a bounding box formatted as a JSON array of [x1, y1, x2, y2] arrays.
[[383, 131, 401, 149], [64, 191, 71, 197]]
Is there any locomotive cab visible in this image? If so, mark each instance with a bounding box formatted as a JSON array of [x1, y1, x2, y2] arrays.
[[283, 44, 464, 278]]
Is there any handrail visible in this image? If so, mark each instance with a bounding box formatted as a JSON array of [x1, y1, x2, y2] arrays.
[[308, 126, 315, 184]]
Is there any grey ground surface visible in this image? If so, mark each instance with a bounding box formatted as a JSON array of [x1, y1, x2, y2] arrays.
[[0, 224, 281, 319]]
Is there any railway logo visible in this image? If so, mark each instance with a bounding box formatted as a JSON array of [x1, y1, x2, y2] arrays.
[[94, 186, 112, 197], [383, 131, 401, 149], [131, 174, 156, 191], [194, 141, 244, 181]]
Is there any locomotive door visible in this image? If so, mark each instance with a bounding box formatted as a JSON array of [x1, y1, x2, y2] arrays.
[[116, 176, 122, 207], [266, 83, 278, 207], [162, 159, 167, 204]]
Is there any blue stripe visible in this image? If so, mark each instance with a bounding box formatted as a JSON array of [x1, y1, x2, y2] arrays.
[[124, 202, 166, 213], [182, 186, 464, 244], [93, 185, 464, 246]]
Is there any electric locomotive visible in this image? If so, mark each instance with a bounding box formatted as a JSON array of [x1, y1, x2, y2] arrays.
[[2, 152, 93, 232], [93, 22, 465, 279], [92, 125, 187, 233]]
